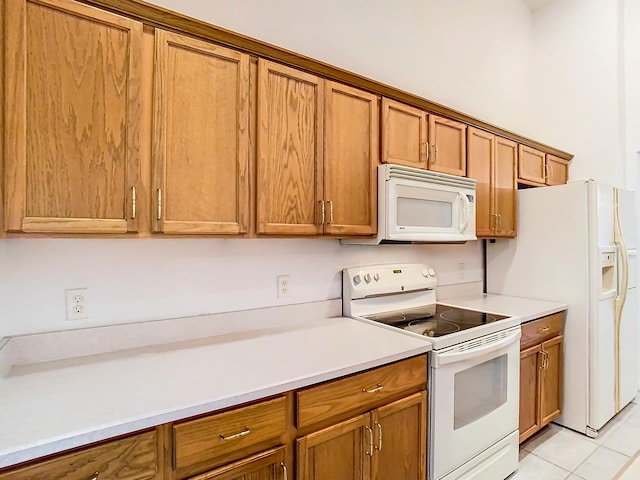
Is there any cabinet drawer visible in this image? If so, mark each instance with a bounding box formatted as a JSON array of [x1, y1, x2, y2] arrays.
[[521, 312, 566, 349], [0, 431, 157, 480], [296, 355, 427, 428], [173, 396, 287, 473]]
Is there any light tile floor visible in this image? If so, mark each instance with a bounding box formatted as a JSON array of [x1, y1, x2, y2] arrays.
[[509, 395, 640, 480]]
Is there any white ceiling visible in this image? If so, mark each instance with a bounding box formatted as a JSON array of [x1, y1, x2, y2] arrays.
[[523, 0, 556, 12]]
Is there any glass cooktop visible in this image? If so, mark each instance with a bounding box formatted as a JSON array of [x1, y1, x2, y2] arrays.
[[363, 304, 509, 338]]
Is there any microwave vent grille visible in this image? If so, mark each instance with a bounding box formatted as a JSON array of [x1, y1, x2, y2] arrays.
[[385, 165, 476, 189]]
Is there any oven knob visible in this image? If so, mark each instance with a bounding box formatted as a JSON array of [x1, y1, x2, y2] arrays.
[[353, 274, 362, 285], [428, 268, 436, 277], [364, 273, 372, 283], [373, 273, 380, 282], [421, 269, 429, 277]]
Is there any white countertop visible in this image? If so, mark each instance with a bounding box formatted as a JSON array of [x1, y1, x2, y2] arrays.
[[440, 293, 567, 323], [0, 301, 430, 469]]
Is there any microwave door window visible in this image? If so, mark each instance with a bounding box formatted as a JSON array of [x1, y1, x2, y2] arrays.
[[397, 197, 452, 228]]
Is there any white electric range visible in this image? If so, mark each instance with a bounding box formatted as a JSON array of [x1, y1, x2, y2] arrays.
[[343, 263, 521, 480]]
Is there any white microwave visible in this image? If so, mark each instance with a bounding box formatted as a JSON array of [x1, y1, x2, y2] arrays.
[[343, 164, 477, 244]]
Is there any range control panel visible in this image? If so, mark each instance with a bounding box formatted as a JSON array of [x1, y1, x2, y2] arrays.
[[343, 264, 437, 300]]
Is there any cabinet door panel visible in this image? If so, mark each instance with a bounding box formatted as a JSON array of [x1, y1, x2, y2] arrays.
[[518, 145, 545, 185], [494, 136, 517, 237], [324, 82, 378, 235], [546, 155, 568, 186], [5, 0, 142, 233], [381, 98, 428, 169], [152, 30, 249, 234], [372, 392, 427, 480], [466, 127, 494, 237], [297, 413, 370, 480], [541, 336, 563, 425], [519, 344, 542, 443], [188, 447, 286, 480], [256, 60, 323, 235], [428, 115, 466, 176]]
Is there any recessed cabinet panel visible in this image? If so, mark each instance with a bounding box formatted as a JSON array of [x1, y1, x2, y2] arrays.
[[428, 115, 466, 177], [256, 60, 323, 235], [324, 82, 378, 235], [518, 145, 546, 185], [467, 128, 494, 237], [4, 0, 142, 233], [381, 98, 428, 169], [546, 154, 569, 186], [152, 30, 249, 234], [494, 137, 517, 237]]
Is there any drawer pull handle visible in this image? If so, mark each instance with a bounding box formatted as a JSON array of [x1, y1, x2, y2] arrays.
[[89, 473, 99, 480], [362, 384, 383, 394], [220, 427, 251, 441], [364, 426, 374, 456], [537, 326, 550, 333], [280, 462, 288, 480]]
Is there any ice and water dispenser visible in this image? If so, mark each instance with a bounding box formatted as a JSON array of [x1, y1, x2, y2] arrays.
[[600, 248, 617, 299]]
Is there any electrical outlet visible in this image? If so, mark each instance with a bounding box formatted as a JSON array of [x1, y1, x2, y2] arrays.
[[66, 288, 89, 321], [277, 275, 290, 299], [458, 262, 465, 279]]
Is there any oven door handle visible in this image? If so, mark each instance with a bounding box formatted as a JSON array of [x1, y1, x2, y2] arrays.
[[433, 328, 521, 367]]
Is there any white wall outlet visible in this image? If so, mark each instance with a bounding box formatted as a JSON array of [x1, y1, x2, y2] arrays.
[[277, 275, 290, 299], [66, 288, 89, 321]]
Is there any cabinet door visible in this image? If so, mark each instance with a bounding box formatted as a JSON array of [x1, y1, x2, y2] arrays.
[[152, 30, 249, 234], [546, 155, 569, 186], [428, 115, 466, 177], [519, 344, 542, 443], [371, 392, 427, 480], [256, 60, 323, 235], [380, 98, 428, 169], [324, 81, 378, 236], [466, 127, 494, 237], [296, 413, 371, 480], [540, 336, 563, 426], [188, 447, 287, 480], [518, 145, 546, 185], [4, 0, 142, 233], [494, 136, 517, 237]]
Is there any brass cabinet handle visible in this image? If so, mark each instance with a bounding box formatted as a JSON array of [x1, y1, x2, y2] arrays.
[[220, 427, 251, 441], [157, 188, 162, 220], [545, 350, 550, 369], [544, 164, 550, 179], [549, 164, 554, 179], [88, 473, 99, 480], [131, 186, 136, 220], [539, 350, 545, 370], [537, 326, 550, 334], [319, 200, 325, 225], [432, 144, 439, 164], [492, 213, 498, 231], [374, 421, 383, 451], [362, 384, 383, 393], [424, 141, 429, 162], [364, 426, 374, 456], [498, 213, 502, 230], [329, 200, 334, 224], [280, 462, 288, 480]]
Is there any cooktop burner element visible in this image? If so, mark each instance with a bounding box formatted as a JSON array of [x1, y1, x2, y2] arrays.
[[363, 304, 509, 338]]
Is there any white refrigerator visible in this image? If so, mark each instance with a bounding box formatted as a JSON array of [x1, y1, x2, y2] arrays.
[[487, 180, 638, 437]]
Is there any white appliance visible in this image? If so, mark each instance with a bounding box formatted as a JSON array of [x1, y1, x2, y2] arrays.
[[343, 264, 520, 480], [487, 180, 638, 437], [341, 164, 477, 244]]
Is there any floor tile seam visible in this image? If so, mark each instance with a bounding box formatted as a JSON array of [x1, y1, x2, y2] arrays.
[[523, 450, 573, 474], [567, 443, 604, 475]]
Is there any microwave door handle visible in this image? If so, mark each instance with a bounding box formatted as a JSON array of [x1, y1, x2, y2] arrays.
[[459, 192, 470, 232]]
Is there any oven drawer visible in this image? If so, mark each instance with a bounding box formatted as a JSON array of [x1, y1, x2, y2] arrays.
[[173, 396, 287, 474], [520, 312, 565, 349], [296, 355, 427, 428]]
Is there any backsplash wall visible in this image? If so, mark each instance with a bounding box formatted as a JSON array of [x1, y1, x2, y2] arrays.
[[0, 239, 482, 337]]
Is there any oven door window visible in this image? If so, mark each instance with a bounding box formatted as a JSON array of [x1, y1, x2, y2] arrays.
[[453, 354, 508, 429]]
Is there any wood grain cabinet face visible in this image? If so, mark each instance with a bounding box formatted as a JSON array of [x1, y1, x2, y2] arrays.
[[467, 128, 516, 238], [380, 98, 428, 169], [518, 145, 546, 186], [188, 446, 287, 480], [152, 30, 250, 235], [0, 431, 158, 480], [256, 59, 323, 235], [428, 115, 467, 177], [4, 0, 142, 233], [323, 81, 378, 236], [545, 154, 569, 186]]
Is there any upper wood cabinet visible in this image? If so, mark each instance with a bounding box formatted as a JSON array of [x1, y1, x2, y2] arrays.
[[428, 115, 467, 176], [4, 0, 142, 233], [256, 60, 324, 235], [323, 81, 378, 236], [518, 146, 569, 186], [467, 128, 517, 237], [381, 98, 428, 169], [152, 30, 250, 235]]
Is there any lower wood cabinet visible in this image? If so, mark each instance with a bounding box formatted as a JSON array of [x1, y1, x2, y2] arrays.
[[296, 392, 427, 480], [519, 312, 565, 443], [188, 447, 287, 480]]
